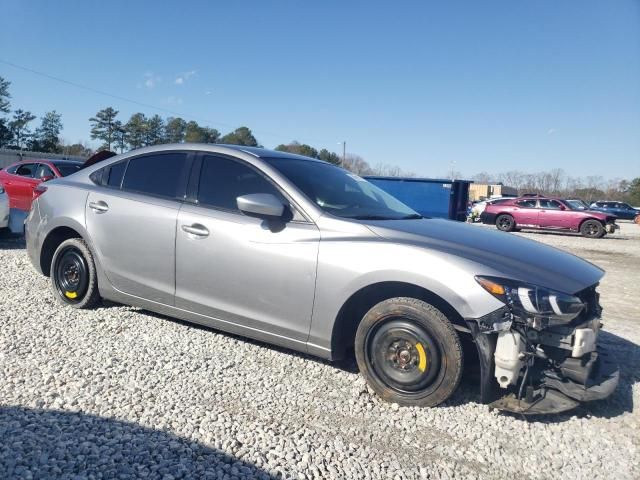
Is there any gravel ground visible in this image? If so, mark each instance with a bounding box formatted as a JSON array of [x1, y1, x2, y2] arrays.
[[0, 223, 639, 479]]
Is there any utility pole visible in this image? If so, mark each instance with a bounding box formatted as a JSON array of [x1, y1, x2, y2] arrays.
[[341, 141, 346, 167]]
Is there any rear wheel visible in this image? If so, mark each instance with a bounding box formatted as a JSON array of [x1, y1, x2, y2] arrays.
[[580, 219, 605, 238], [355, 297, 463, 407], [50, 238, 101, 308], [495, 214, 515, 232]]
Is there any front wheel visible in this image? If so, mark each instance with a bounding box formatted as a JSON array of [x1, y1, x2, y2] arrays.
[[580, 219, 605, 238], [50, 238, 101, 308], [355, 297, 463, 407]]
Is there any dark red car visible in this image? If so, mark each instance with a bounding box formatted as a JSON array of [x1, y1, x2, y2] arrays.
[[481, 196, 618, 238], [0, 159, 83, 211]]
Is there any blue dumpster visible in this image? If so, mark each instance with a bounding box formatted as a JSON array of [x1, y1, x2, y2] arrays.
[[365, 177, 472, 221]]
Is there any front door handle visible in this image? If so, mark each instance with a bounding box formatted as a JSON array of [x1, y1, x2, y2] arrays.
[[181, 223, 209, 238], [89, 201, 109, 213]]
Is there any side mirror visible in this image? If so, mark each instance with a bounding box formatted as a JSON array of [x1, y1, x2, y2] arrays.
[[237, 193, 285, 219], [40, 175, 55, 182], [559, 204, 566, 210]]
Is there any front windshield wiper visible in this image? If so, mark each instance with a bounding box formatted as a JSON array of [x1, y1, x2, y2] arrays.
[[347, 215, 397, 220], [347, 213, 423, 220]]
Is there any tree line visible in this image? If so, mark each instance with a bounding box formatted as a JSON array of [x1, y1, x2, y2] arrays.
[[471, 169, 639, 205], [88, 106, 263, 152]]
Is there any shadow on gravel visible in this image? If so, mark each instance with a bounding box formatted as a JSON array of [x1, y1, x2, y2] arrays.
[[128, 309, 640, 422], [0, 406, 275, 479], [0, 234, 26, 250], [135, 307, 363, 374]]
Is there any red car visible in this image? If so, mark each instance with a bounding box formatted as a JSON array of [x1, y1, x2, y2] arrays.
[[0, 159, 83, 211], [481, 196, 619, 238]]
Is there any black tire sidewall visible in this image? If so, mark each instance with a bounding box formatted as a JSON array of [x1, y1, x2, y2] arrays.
[[355, 297, 463, 407], [50, 238, 100, 309], [580, 220, 605, 238], [496, 214, 515, 232]]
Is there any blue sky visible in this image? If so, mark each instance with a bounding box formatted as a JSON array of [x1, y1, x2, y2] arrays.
[[1, 1, 638, 179]]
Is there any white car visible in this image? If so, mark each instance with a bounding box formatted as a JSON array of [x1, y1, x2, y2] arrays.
[[0, 185, 9, 230], [470, 197, 511, 220]]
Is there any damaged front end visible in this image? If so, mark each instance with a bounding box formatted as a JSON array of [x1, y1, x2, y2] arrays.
[[467, 278, 619, 414]]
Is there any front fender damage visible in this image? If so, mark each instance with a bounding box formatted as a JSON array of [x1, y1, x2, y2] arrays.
[[466, 300, 619, 415]]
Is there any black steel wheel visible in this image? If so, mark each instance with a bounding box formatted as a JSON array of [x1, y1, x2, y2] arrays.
[[580, 219, 605, 238], [355, 297, 463, 407], [495, 214, 515, 232], [50, 238, 100, 309]]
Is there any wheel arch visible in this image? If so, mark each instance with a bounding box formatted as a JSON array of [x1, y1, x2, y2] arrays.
[[578, 216, 606, 229], [40, 225, 85, 276], [329, 281, 468, 361]]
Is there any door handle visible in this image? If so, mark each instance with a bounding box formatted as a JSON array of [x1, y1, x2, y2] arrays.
[[89, 201, 109, 213], [181, 223, 209, 238]]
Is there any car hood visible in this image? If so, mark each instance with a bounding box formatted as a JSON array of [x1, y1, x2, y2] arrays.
[[363, 218, 604, 294]]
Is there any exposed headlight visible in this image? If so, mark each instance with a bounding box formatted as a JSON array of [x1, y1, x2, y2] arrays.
[[475, 276, 584, 326]]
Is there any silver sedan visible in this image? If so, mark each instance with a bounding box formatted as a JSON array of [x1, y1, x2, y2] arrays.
[[25, 144, 618, 413]]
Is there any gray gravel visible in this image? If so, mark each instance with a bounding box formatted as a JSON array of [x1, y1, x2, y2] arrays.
[[1, 224, 639, 479]]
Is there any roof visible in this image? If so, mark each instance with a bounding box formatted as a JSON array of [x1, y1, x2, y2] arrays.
[[364, 176, 474, 184], [47, 159, 84, 165], [111, 143, 332, 164]]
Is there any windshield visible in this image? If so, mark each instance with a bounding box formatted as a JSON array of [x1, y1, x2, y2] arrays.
[[265, 158, 421, 220], [565, 199, 588, 210], [54, 163, 82, 177]]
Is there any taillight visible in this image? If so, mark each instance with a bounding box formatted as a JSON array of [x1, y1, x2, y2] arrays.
[[33, 184, 48, 200]]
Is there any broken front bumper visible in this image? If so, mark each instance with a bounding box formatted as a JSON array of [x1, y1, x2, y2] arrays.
[[466, 316, 620, 415], [606, 223, 619, 234], [488, 347, 619, 414]]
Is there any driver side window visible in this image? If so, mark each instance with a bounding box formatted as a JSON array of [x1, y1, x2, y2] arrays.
[[197, 155, 304, 222], [539, 199, 562, 210]]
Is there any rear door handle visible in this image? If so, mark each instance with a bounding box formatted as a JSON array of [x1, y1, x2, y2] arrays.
[[89, 201, 109, 213], [181, 223, 209, 238]]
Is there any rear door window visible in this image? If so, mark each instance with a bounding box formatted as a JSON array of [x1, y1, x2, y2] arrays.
[[15, 163, 36, 177], [516, 199, 537, 208], [122, 153, 189, 199]]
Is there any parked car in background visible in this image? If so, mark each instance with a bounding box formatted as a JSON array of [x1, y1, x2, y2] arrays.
[[0, 185, 9, 232], [0, 159, 83, 212], [589, 201, 639, 220], [470, 197, 511, 220], [481, 196, 618, 238], [25, 144, 618, 414]]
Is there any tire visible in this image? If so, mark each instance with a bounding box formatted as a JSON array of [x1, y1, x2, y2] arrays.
[[495, 214, 515, 232], [580, 219, 605, 238], [355, 297, 463, 407], [50, 238, 101, 309]]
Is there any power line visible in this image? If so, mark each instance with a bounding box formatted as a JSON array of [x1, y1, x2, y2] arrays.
[[0, 58, 336, 146]]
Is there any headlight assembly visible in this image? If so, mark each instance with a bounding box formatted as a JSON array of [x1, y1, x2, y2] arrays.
[[475, 276, 584, 326]]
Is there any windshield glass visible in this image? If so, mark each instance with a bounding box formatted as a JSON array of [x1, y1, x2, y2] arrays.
[[265, 158, 420, 220], [565, 199, 588, 210], [54, 163, 82, 177]]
